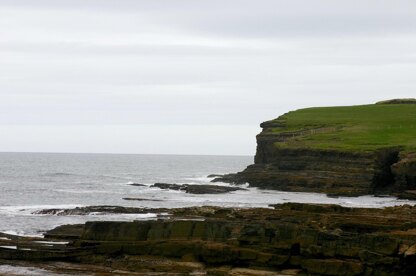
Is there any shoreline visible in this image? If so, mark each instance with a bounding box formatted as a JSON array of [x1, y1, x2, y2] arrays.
[[1, 189, 415, 238], [1, 203, 416, 275]]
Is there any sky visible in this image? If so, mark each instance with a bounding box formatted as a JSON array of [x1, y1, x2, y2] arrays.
[[1, 0, 416, 155]]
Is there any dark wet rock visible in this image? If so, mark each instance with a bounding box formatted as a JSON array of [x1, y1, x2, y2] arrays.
[[391, 152, 416, 195], [397, 190, 416, 200], [185, 184, 245, 194], [127, 183, 147, 187], [212, 147, 407, 197], [151, 183, 246, 194], [152, 183, 182, 190], [5, 203, 416, 274], [33, 205, 163, 216], [122, 197, 164, 202], [33, 205, 231, 218], [207, 174, 224, 178], [44, 224, 84, 239]]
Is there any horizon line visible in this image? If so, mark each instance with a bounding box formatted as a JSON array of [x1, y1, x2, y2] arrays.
[[0, 151, 253, 157]]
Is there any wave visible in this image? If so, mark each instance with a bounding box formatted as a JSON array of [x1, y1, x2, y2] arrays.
[[42, 172, 133, 181], [52, 189, 123, 194], [0, 204, 83, 216], [125, 181, 151, 186], [184, 176, 212, 182], [92, 213, 158, 219], [0, 245, 17, 250], [0, 264, 57, 275], [42, 172, 81, 177], [98, 174, 134, 181], [1, 230, 43, 238], [33, 241, 69, 245]]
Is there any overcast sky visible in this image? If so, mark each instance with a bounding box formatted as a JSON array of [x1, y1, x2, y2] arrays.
[[1, 0, 416, 155]]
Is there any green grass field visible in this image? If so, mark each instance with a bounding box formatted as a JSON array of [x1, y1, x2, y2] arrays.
[[270, 102, 416, 152]]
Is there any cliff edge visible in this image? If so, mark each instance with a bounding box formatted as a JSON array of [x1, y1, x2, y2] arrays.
[[214, 100, 416, 197]]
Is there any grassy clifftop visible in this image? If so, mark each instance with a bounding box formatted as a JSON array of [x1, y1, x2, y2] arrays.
[[215, 99, 416, 197], [266, 100, 416, 152]]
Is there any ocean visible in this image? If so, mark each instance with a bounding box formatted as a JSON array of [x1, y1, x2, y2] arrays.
[[0, 152, 415, 237]]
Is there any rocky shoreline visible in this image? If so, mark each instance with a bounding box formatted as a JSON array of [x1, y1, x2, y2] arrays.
[[2, 101, 416, 275], [1, 203, 416, 275]]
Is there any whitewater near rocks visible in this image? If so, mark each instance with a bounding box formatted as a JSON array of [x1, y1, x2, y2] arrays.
[[0, 153, 415, 237]]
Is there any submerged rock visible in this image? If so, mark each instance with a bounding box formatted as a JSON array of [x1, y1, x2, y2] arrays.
[[127, 183, 147, 187], [122, 197, 164, 202]]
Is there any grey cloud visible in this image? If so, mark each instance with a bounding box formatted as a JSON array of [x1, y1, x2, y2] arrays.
[[0, 41, 269, 57], [2, 1, 416, 38], [1, 0, 416, 154], [180, 14, 416, 38]]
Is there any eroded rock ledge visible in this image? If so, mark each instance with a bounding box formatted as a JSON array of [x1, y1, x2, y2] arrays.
[[213, 147, 414, 197], [2, 203, 416, 275]]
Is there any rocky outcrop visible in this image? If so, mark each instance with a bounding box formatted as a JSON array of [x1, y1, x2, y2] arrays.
[[376, 98, 416, 104], [33, 205, 167, 216], [391, 152, 416, 199], [151, 183, 246, 194], [213, 111, 416, 198], [214, 147, 404, 197], [3, 203, 416, 275]]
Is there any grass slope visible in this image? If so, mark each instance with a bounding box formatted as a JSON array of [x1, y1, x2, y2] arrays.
[[271, 103, 416, 152]]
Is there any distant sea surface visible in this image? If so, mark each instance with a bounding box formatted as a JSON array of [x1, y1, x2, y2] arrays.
[[0, 152, 415, 236]]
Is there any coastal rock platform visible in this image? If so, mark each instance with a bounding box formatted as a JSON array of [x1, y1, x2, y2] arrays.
[[2, 203, 416, 275]]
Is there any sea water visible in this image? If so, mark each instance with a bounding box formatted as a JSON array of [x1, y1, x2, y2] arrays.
[[0, 152, 415, 236]]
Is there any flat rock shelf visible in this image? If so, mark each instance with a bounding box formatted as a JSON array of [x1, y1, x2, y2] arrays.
[[1, 203, 416, 275]]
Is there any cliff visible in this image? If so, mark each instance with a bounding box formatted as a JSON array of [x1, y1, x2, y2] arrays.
[[214, 100, 416, 197]]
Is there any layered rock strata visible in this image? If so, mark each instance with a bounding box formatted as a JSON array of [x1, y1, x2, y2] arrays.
[[2, 203, 416, 275], [214, 120, 416, 198]]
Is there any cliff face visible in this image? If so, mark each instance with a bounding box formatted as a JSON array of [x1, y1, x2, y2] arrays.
[[214, 102, 416, 197], [392, 152, 416, 198]]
